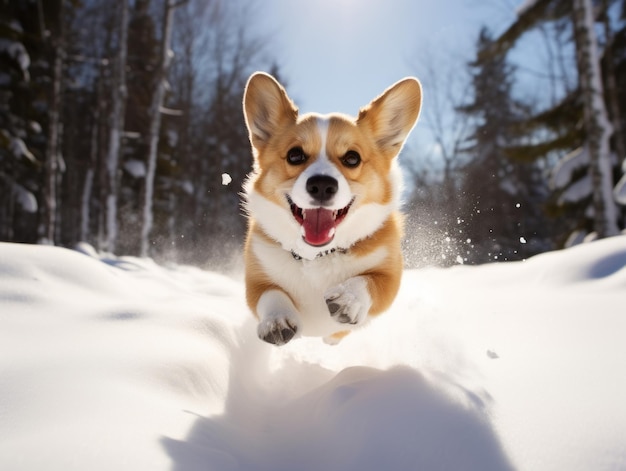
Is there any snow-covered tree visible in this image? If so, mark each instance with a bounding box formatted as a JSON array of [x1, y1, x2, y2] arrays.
[[0, 0, 276, 263], [485, 0, 624, 243], [0, 2, 42, 242]]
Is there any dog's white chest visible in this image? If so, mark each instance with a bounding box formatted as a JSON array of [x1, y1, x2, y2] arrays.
[[252, 236, 387, 337]]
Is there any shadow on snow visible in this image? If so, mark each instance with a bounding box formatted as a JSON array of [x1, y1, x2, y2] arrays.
[[162, 322, 514, 471]]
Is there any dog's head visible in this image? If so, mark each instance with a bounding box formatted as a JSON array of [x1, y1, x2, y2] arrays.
[[243, 73, 422, 260]]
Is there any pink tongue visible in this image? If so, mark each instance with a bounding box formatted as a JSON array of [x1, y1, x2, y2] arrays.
[[302, 208, 336, 246]]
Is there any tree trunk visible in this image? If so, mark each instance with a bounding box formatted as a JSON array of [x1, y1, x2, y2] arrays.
[[140, 0, 176, 257], [601, 1, 625, 164], [81, 64, 105, 243], [572, 0, 619, 238], [39, 0, 64, 245], [104, 0, 130, 253]]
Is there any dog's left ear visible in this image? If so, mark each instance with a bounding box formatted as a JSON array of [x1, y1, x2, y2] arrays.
[[357, 77, 422, 155], [243, 72, 298, 153]]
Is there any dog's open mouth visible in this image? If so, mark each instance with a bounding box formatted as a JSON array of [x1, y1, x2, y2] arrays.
[[287, 196, 353, 247]]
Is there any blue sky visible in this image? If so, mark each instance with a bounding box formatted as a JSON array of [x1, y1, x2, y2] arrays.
[[255, 0, 518, 115]]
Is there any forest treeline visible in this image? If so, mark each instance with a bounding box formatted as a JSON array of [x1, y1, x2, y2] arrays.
[[1, 0, 271, 266], [405, 0, 626, 265], [1, 0, 625, 267]]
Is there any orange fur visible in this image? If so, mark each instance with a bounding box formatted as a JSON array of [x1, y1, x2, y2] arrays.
[[328, 330, 351, 342], [244, 221, 283, 318], [349, 212, 404, 315]]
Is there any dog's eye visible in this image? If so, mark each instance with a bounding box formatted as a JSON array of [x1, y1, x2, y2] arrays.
[[341, 151, 361, 168], [286, 147, 307, 165]]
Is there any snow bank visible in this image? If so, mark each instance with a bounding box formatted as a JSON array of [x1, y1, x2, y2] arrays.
[[1, 238, 626, 470]]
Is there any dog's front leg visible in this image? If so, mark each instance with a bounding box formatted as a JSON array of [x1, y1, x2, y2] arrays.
[[324, 276, 373, 326], [256, 289, 300, 346], [325, 267, 401, 327]]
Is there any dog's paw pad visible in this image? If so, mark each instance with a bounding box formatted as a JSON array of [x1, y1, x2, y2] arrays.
[[326, 301, 341, 315], [324, 278, 372, 326], [325, 290, 362, 325], [257, 317, 298, 346]]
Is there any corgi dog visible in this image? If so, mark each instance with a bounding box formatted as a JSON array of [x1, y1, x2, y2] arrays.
[[242, 72, 422, 345]]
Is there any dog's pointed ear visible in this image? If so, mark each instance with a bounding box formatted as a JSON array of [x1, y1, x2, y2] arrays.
[[357, 77, 422, 155], [243, 72, 298, 153]]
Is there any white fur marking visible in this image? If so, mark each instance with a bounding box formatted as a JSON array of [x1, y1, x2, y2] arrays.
[[257, 289, 298, 323], [251, 234, 387, 337], [290, 118, 353, 210]]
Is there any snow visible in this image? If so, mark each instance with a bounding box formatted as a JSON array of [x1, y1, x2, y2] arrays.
[[516, 0, 539, 15], [499, 177, 517, 195], [123, 159, 147, 178], [565, 229, 587, 247], [28, 120, 42, 134], [558, 174, 592, 205], [10, 181, 37, 213], [7, 19, 23, 34], [550, 146, 589, 190], [9, 135, 36, 163], [0, 38, 30, 78], [615, 173, 626, 205], [221, 173, 233, 186], [1, 238, 626, 470], [181, 180, 194, 195]]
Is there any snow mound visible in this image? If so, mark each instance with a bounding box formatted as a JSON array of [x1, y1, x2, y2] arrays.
[[1, 238, 626, 470]]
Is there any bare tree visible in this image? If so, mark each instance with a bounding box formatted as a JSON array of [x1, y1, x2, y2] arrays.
[[411, 47, 473, 209], [572, 0, 619, 237]]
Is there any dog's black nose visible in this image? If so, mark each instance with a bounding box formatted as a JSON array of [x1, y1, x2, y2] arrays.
[[306, 175, 338, 203]]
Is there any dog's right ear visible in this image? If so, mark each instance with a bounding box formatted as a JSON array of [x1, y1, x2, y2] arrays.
[[243, 72, 298, 153]]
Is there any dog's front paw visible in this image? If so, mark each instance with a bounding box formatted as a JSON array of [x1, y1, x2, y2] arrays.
[[256, 290, 300, 346], [257, 316, 298, 346], [324, 277, 372, 326]]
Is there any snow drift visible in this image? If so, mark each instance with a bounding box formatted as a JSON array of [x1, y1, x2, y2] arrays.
[[1, 238, 626, 470]]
